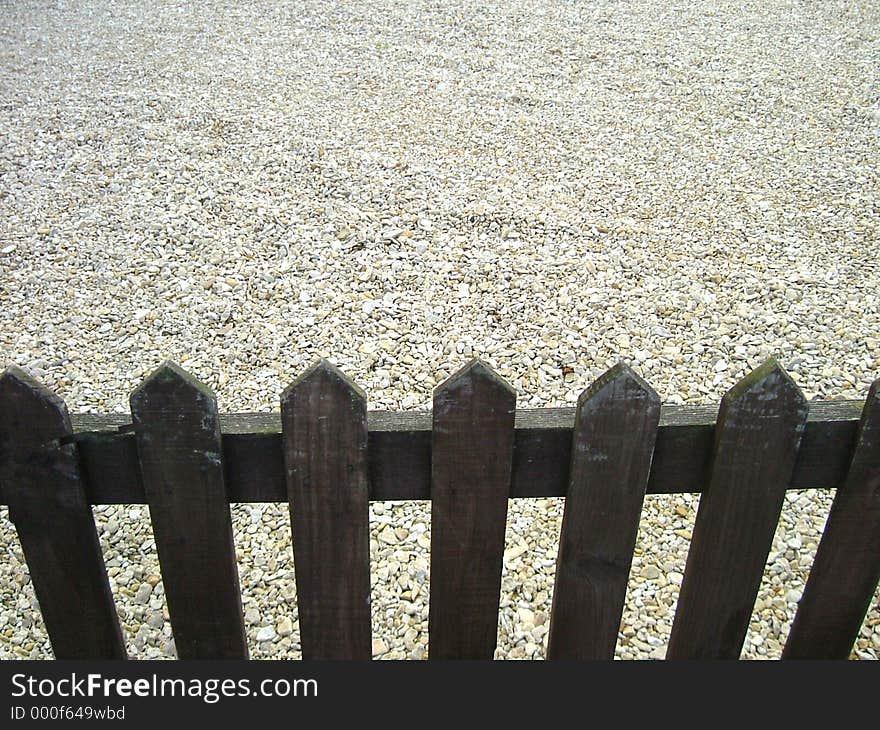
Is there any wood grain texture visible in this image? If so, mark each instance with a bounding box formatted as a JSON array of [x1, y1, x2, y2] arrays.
[[282, 360, 371, 660], [130, 362, 247, 659], [429, 360, 515, 660], [8, 400, 858, 506], [783, 379, 880, 659], [0, 367, 125, 659], [548, 363, 661, 659], [667, 360, 809, 659]]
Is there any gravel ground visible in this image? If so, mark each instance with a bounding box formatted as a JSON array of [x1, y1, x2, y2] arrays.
[[1, 0, 879, 659]]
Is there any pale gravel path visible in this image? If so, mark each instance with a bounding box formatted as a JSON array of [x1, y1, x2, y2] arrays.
[[0, 0, 878, 659]]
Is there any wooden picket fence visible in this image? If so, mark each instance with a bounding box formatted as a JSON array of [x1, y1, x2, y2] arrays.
[[0, 357, 877, 660]]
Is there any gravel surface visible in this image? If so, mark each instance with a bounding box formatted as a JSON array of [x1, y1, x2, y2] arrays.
[[1, 0, 879, 659]]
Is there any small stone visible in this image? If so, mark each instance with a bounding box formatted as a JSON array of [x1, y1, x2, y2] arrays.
[[134, 583, 152, 605], [640, 566, 661, 580], [372, 638, 389, 656], [134, 625, 150, 650], [245, 607, 261, 625], [256, 626, 276, 642], [378, 526, 397, 545], [517, 607, 535, 628], [281, 585, 297, 604], [504, 543, 528, 562], [277, 616, 293, 636]]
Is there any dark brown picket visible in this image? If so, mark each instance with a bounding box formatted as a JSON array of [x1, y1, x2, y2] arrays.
[[0, 367, 126, 659], [130, 362, 247, 659], [428, 360, 516, 660], [282, 360, 371, 660], [548, 363, 661, 660], [783, 379, 880, 659], [667, 360, 808, 659]]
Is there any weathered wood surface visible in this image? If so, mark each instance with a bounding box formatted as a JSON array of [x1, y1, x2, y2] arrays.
[[429, 360, 515, 659], [667, 361, 809, 659], [783, 380, 880, 659], [282, 361, 372, 660], [130, 362, 247, 659], [0, 367, 126, 659], [10, 399, 860, 506], [548, 364, 661, 660]]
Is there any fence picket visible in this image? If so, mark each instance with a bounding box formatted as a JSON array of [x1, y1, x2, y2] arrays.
[[0, 367, 125, 659], [783, 379, 880, 659], [282, 360, 372, 660], [666, 360, 808, 659], [548, 363, 661, 659], [130, 361, 247, 659], [428, 360, 515, 660]]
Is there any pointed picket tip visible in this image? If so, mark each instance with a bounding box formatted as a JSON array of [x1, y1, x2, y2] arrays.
[[722, 358, 805, 408], [130, 360, 215, 410], [577, 361, 659, 410], [0, 365, 70, 430], [281, 358, 366, 405], [433, 358, 516, 399]]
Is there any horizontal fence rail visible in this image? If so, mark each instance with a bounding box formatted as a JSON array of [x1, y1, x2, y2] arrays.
[[0, 401, 864, 506], [0, 358, 877, 661]]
